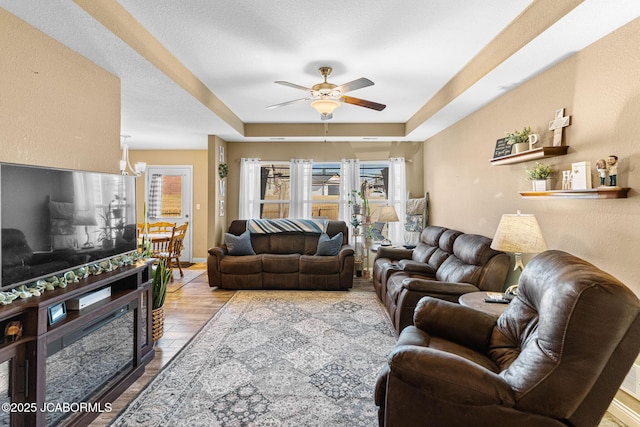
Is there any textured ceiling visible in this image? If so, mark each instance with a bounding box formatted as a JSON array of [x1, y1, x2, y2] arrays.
[[2, 0, 639, 149]]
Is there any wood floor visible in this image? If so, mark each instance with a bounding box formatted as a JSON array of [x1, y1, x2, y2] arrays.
[[89, 267, 626, 427], [90, 267, 235, 426]]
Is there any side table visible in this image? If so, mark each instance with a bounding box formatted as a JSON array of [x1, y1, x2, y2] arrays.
[[459, 291, 509, 317]]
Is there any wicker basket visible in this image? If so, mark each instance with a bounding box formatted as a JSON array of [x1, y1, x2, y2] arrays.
[[152, 306, 165, 342]]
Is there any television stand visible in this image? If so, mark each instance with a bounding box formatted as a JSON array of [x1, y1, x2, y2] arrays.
[[0, 261, 154, 427]]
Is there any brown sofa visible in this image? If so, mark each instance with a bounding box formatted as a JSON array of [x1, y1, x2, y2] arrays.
[[373, 225, 510, 332], [207, 220, 354, 290], [375, 250, 640, 426]]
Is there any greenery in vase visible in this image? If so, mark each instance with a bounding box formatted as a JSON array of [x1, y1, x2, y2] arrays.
[[360, 183, 370, 216], [526, 162, 553, 180], [348, 190, 361, 210], [141, 202, 152, 257], [152, 259, 171, 309], [350, 181, 370, 216], [505, 126, 532, 145]]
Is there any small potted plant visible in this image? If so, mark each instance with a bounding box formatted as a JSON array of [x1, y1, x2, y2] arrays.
[[350, 215, 362, 234], [97, 203, 114, 249], [526, 162, 553, 191], [151, 258, 172, 342], [348, 190, 362, 215], [506, 126, 532, 154]]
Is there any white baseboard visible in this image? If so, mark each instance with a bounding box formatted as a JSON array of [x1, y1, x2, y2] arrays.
[[192, 257, 206, 263], [610, 398, 640, 427]]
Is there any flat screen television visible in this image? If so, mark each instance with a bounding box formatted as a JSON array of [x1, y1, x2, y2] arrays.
[[0, 163, 137, 291]]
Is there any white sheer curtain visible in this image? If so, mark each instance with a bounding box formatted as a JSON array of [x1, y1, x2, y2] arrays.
[[239, 158, 262, 219], [289, 159, 313, 219], [387, 158, 406, 245], [338, 159, 361, 225]]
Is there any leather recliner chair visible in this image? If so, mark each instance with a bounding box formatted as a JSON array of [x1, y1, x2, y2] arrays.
[[375, 250, 640, 427]]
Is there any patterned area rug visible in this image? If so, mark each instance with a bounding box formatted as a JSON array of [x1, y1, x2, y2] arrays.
[[112, 291, 397, 426]]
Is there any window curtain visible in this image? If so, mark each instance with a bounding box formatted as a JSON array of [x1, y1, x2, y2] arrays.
[[72, 171, 98, 214], [147, 173, 163, 219], [239, 158, 262, 219], [387, 158, 406, 245], [289, 159, 313, 219], [338, 159, 361, 225]]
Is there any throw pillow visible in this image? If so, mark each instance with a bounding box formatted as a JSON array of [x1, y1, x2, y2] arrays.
[[315, 232, 343, 256], [225, 230, 256, 256]]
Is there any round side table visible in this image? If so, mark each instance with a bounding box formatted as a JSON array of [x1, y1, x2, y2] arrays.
[[459, 292, 509, 317]]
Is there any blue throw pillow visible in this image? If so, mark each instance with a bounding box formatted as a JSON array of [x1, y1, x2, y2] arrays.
[[315, 232, 343, 256], [225, 230, 256, 256]]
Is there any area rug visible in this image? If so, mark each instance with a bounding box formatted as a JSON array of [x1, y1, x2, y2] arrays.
[[112, 291, 397, 426]]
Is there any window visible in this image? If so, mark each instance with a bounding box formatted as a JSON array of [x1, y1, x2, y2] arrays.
[[260, 163, 290, 219], [148, 174, 183, 218], [239, 159, 405, 245], [159, 175, 183, 217], [311, 163, 341, 219]]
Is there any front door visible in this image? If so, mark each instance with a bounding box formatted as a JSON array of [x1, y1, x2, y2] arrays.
[[144, 166, 193, 262]]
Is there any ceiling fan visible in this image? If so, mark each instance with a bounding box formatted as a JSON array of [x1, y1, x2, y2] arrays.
[[266, 67, 386, 120]]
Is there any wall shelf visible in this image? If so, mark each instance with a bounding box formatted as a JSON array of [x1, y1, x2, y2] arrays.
[[490, 146, 569, 166], [519, 187, 630, 199]]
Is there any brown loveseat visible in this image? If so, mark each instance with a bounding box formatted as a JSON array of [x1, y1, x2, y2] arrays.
[[375, 250, 640, 426], [207, 219, 354, 290], [373, 225, 510, 332]]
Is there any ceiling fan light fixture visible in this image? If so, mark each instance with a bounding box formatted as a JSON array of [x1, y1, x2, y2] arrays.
[[310, 98, 340, 116]]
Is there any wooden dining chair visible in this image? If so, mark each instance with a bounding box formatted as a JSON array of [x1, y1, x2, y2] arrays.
[[158, 222, 188, 280], [148, 228, 174, 259], [147, 221, 176, 234]]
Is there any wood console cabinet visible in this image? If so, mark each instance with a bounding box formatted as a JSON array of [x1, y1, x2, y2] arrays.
[[0, 261, 154, 427]]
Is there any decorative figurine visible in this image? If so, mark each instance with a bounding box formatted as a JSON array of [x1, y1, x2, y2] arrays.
[[562, 170, 573, 190], [607, 155, 618, 186], [596, 158, 608, 187]]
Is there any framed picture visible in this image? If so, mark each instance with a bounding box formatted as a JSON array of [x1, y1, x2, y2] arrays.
[[219, 180, 225, 197], [219, 200, 225, 217], [219, 146, 225, 163], [48, 302, 67, 326], [493, 137, 511, 159]]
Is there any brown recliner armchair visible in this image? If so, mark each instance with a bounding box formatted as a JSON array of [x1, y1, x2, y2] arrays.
[[375, 250, 640, 427]]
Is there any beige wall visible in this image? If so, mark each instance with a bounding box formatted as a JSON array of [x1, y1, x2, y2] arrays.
[[223, 141, 424, 236], [128, 150, 209, 260], [0, 9, 121, 171], [424, 18, 640, 294]]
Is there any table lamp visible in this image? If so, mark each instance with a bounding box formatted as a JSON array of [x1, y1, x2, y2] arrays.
[[377, 205, 399, 246], [491, 211, 547, 272]]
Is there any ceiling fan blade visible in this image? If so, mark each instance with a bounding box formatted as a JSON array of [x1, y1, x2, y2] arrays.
[[340, 96, 386, 111], [266, 97, 311, 109], [335, 77, 374, 94], [274, 81, 312, 92]]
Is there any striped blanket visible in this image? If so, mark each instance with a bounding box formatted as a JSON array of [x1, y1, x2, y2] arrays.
[[247, 219, 328, 234]]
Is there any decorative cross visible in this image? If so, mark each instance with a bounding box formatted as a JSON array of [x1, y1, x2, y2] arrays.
[[548, 108, 571, 146]]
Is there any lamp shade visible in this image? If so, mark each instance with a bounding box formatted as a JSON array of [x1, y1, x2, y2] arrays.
[[310, 99, 340, 116], [491, 212, 547, 254], [377, 205, 399, 223], [74, 210, 98, 226]]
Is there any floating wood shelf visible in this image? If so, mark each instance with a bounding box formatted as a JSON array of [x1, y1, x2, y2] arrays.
[[519, 187, 630, 199], [490, 146, 569, 166]]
